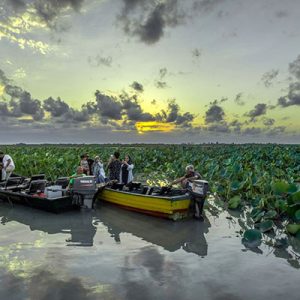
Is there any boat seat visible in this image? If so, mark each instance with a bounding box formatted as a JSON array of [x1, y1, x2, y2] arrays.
[[26, 180, 47, 195], [1, 177, 25, 190], [159, 186, 171, 196], [127, 182, 141, 191], [147, 187, 154, 195], [141, 186, 148, 194], [55, 177, 70, 189]]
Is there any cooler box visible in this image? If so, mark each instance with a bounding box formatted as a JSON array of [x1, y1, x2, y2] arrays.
[[45, 185, 63, 198]]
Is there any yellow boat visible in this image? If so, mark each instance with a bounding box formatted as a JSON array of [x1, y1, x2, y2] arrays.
[[96, 184, 200, 220]]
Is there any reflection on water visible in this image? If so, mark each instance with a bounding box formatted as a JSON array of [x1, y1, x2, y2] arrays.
[[0, 202, 300, 300]]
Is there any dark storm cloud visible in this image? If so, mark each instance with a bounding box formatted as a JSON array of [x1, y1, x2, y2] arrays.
[[33, 0, 84, 29], [277, 82, 300, 107], [156, 100, 195, 127], [205, 104, 225, 123], [261, 69, 279, 87], [43, 97, 70, 117], [3, 84, 44, 120], [245, 103, 267, 120], [130, 81, 144, 92], [95, 90, 123, 120], [119, 0, 187, 44], [234, 92, 245, 106], [289, 54, 300, 80], [122, 98, 154, 121]]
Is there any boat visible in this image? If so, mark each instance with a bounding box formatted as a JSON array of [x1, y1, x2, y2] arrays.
[[97, 181, 209, 220], [0, 174, 98, 213]]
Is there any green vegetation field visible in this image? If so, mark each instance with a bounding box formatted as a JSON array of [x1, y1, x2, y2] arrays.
[[2, 144, 300, 243]]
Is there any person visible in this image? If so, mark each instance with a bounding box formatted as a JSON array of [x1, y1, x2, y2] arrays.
[[85, 153, 94, 176], [68, 166, 86, 189], [92, 156, 107, 184], [170, 165, 201, 189], [0, 151, 15, 180], [107, 151, 122, 181], [80, 154, 90, 175], [120, 154, 134, 185]]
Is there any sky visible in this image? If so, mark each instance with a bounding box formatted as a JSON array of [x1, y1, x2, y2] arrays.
[[0, 0, 299, 144]]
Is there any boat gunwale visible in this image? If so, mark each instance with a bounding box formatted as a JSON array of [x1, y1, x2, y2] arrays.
[[0, 189, 72, 202], [101, 187, 190, 202]]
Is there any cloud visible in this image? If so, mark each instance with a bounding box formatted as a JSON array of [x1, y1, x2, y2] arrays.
[[192, 48, 202, 58], [275, 10, 288, 18], [121, 97, 154, 121], [263, 118, 275, 126], [205, 103, 225, 123], [119, 0, 187, 44], [5, 0, 26, 12], [155, 81, 167, 89], [207, 123, 230, 133], [130, 81, 144, 92], [277, 82, 300, 107], [245, 103, 267, 121], [88, 55, 112, 68], [261, 69, 279, 87], [234, 92, 245, 106], [155, 100, 195, 127], [43, 97, 70, 117], [243, 127, 262, 135], [289, 54, 300, 80], [33, 0, 84, 29], [192, 0, 225, 13], [95, 90, 123, 120]]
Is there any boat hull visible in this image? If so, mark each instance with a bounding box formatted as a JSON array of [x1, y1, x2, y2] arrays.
[[0, 190, 77, 213], [97, 188, 192, 220]]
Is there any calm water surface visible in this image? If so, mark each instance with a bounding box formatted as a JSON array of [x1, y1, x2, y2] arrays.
[[0, 200, 299, 300]]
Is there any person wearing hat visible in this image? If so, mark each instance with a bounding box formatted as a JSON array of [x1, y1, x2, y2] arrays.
[[0, 151, 15, 180]]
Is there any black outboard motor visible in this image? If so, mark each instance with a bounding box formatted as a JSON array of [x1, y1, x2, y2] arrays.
[[187, 180, 209, 219], [71, 176, 97, 209]]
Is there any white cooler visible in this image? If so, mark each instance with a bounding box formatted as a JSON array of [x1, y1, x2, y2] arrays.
[[45, 185, 63, 198]]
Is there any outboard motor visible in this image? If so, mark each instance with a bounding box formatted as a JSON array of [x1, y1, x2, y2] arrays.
[[71, 176, 97, 209], [187, 180, 209, 219]]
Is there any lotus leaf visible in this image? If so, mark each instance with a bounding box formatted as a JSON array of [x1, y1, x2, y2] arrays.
[[272, 181, 290, 195], [228, 195, 241, 209], [242, 229, 262, 248], [286, 224, 300, 235], [255, 220, 274, 233]]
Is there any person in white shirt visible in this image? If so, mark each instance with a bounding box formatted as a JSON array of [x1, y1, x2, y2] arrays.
[[120, 155, 134, 185], [0, 151, 15, 180], [92, 156, 107, 184]]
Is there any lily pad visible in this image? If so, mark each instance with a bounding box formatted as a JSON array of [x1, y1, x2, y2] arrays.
[[228, 195, 241, 209], [295, 210, 300, 222], [272, 181, 289, 195], [242, 229, 262, 248], [255, 220, 274, 233], [264, 210, 277, 220], [286, 224, 300, 235], [291, 191, 300, 204]]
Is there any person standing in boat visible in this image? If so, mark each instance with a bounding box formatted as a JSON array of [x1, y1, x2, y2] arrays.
[[120, 155, 134, 185], [0, 151, 15, 180], [107, 151, 122, 181], [80, 154, 90, 175], [170, 165, 201, 189], [93, 156, 107, 184]]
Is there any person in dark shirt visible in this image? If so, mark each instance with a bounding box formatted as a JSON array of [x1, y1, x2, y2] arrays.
[[107, 151, 122, 181], [170, 164, 201, 188]]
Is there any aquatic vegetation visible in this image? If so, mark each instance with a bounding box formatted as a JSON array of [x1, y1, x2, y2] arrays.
[[2, 144, 300, 243]]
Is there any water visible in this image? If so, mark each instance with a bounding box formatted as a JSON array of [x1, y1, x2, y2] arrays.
[[0, 201, 299, 300]]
